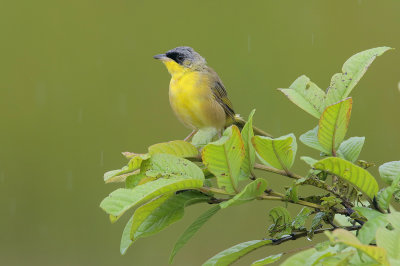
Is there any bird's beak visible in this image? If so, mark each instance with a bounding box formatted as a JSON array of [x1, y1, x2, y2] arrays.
[[153, 54, 168, 60]]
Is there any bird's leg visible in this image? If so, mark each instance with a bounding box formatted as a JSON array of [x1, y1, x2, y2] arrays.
[[217, 130, 222, 139], [184, 130, 197, 142]]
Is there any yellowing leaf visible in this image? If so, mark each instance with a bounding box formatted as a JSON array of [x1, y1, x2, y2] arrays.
[[314, 157, 379, 199], [318, 98, 352, 155], [328, 229, 389, 265], [148, 140, 199, 158]]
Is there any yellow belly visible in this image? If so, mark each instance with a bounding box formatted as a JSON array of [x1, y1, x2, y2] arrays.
[[169, 72, 226, 130]]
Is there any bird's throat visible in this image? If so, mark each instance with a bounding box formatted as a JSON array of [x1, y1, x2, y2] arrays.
[[163, 60, 189, 79]]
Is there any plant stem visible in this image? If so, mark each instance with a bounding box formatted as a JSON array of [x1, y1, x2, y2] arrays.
[[234, 116, 273, 137], [260, 194, 323, 209], [254, 163, 302, 179], [199, 187, 235, 196]]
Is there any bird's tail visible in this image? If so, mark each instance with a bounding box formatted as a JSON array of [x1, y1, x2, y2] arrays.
[[233, 114, 273, 138]]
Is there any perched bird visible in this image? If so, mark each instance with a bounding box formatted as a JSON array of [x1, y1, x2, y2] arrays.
[[154, 46, 271, 140]]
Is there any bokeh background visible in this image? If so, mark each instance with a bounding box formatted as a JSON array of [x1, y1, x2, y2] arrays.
[[1, 0, 400, 265]]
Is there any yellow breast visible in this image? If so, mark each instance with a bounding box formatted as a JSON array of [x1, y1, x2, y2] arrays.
[[169, 71, 226, 130]]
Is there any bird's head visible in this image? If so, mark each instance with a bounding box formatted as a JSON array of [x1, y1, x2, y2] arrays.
[[154, 46, 207, 75]]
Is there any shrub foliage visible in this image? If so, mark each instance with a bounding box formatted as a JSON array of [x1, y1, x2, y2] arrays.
[[100, 47, 400, 265]]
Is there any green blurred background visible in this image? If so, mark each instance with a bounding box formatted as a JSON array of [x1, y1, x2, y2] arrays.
[[1, 0, 399, 265]]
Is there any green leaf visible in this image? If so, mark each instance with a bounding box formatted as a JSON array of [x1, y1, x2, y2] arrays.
[[104, 154, 148, 183], [376, 227, 400, 265], [327, 229, 389, 265], [203, 239, 273, 266], [334, 214, 352, 227], [318, 98, 352, 155], [358, 215, 388, 245], [169, 205, 220, 264], [220, 178, 267, 209], [133, 190, 210, 240], [279, 75, 325, 118], [125, 153, 204, 188], [251, 253, 283, 266], [125, 172, 147, 189], [120, 215, 134, 255], [325, 47, 392, 107], [377, 187, 396, 210], [353, 207, 383, 221], [140, 153, 204, 180], [337, 137, 365, 162], [309, 212, 325, 237], [129, 193, 173, 240], [120, 193, 172, 254], [291, 207, 312, 230], [301, 156, 322, 176], [321, 196, 342, 208], [282, 246, 341, 266], [387, 212, 400, 230], [377, 175, 400, 210], [148, 140, 199, 158], [300, 156, 318, 167], [285, 182, 299, 203], [379, 161, 400, 185], [314, 157, 379, 199], [299, 126, 328, 153], [280, 248, 315, 266], [268, 207, 292, 237], [240, 109, 256, 179], [202, 125, 245, 193], [100, 178, 203, 221], [319, 250, 356, 266], [252, 133, 297, 171], [125, 152, 204, 189], [191, 127, 219, 147]]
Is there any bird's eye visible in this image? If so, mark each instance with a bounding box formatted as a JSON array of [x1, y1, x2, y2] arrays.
[[166, 52, 186, 64]]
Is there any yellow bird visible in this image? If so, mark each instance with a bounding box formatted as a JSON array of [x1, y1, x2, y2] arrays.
[[154, 46, 236, 139], [154, 46, 271, 140]]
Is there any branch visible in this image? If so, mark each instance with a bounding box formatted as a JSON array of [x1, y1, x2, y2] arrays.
[[266, 225, 361, 245], [229, 225, 362, 262], [254, 163, 354, 207]]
